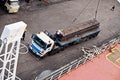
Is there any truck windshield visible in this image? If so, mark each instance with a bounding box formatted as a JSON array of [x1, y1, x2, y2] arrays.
[[11, 1, 19, 6], [33, 35, 47, 50]]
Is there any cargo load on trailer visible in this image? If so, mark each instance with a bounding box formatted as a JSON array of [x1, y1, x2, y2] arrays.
[[55, 19, 99, 41]]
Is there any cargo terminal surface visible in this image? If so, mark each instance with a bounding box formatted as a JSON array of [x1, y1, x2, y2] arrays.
[[0, 0, 120, 80]]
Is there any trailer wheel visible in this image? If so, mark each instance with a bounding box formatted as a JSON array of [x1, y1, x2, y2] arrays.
[[83, 37, 89, 41], [91, 34, 96, 38], [89, 36, 92, 39]]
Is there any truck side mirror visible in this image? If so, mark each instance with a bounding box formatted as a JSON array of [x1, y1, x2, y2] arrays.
[[31, 34, 35, 38]]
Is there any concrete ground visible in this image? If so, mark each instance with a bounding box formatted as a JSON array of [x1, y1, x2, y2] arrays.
[[0, 0, 120, 80]]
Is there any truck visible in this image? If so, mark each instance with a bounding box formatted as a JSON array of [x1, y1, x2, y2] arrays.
[[0, 0, 20, 13], [29, 19, 100, 58], [117, 0, 120, 3]]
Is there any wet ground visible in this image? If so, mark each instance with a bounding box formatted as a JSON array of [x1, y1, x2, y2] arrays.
[[0, 0, 120, 80]]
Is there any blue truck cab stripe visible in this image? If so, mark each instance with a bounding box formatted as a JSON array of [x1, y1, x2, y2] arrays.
[[31, 44, 40, 54]]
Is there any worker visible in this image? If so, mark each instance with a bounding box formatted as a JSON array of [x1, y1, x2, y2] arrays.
[[22, 28, 27, 41], [55, 30, 63, 39], [111, 5, 115, 11]]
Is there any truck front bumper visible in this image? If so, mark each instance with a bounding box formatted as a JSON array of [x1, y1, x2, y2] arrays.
[[29, 45, 43, 57], [8, 6, 20, 13]]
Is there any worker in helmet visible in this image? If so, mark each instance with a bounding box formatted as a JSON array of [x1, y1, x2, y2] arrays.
[[22, 28, 27, 41], [55, 30, 63, 39]]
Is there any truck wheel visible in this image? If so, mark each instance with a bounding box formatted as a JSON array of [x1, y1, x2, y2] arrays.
[[47, 52, 52, 56], [38, 55, 45, 59], [61, 47, 65, 51], [48, 49, 59, 55]]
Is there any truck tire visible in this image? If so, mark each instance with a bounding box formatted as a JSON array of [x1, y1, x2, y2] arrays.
[[47, 49, 60, 56], [61, 46, 66, 51]]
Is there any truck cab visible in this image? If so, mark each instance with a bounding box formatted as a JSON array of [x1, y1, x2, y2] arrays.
[[117, 0, 120, 3], [29, 32, 54, 57], [5, 0, 20, 13], [0, 0, 20, 13]]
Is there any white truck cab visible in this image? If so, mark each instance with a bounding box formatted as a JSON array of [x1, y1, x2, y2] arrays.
[[5, 0, 20, 13], [29, 32, 54, 57], [117, 0, 120, 3]]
